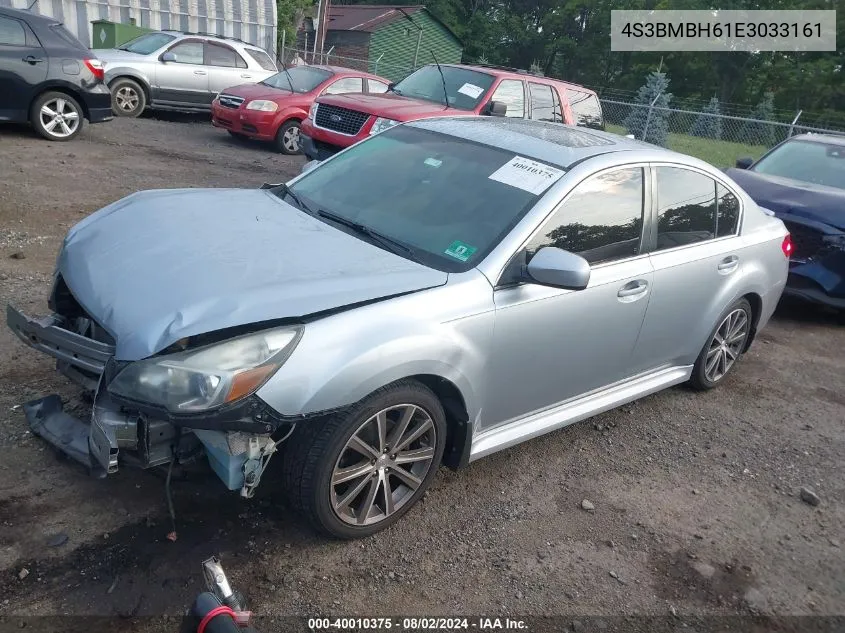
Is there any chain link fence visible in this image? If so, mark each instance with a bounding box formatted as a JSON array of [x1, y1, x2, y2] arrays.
[[278, 45, 419, 82], [600, 98, 845, 168]]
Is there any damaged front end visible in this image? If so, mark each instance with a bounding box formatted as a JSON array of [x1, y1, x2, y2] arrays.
[[7, 279, 298, 498]]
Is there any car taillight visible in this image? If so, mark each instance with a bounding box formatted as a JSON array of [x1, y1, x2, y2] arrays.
[[84, 59, 105, 81], [782, 234, 793, 258]]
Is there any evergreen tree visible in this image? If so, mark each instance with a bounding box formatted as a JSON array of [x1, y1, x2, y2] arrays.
[[624, 71, 672, 147], [690, 96, 722, 140], [739, 92, 776, 146]]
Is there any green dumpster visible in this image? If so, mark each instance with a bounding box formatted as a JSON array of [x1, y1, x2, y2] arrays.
[[91, 20, 154, 49]]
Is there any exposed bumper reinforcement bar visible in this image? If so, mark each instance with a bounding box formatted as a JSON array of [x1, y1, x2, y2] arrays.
[[6, 304, 114, 377], [23, 395, 106, 478]]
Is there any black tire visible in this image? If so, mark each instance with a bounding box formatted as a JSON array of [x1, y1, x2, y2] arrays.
[[282, 379, 447, 539], [110, 78, 146, 117], [275, 119, 302, 155], [689, 298, 753, 391], [30, 91, 84, 141]]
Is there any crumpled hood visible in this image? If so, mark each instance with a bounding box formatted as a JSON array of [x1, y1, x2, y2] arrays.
[[59, 188, 447, 360], [725, 168, 845, 230]]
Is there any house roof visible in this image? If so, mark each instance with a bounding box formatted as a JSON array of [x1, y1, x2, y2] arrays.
[[323, 4, 459, 42]]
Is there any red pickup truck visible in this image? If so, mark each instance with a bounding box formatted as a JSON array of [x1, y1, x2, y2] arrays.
[[299, 63, 604, 161]]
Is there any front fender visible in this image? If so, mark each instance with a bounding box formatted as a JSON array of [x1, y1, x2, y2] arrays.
[[256, 273, 495, 426]]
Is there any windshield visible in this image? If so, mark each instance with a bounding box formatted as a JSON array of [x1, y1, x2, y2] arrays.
[[752, 139, 845, 190], [392, 65, 495, 110], [288, 125, 563, 271], [262, 66, 332, 92], [119, 32, 176, 54]]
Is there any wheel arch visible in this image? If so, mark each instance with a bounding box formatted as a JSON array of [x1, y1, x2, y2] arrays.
[[108, 74, 151, 104], [406, 374, 471, 470], [741, 291, 763, 353], [29, 84, 89, 121]]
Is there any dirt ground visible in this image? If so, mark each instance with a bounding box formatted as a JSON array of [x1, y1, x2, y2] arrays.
[[0, 115, 843, 633]]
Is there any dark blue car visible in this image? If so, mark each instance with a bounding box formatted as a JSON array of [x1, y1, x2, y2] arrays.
[[726, 133, 845, 310]]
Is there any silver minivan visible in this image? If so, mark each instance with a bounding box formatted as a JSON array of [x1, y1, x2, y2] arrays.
[[97, 30, 277, 117], [7, 118, 789, 539]]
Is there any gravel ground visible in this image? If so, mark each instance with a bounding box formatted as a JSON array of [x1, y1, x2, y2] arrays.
[[0, 115, 843, 633]]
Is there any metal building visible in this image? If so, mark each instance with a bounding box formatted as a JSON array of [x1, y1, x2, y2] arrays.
[[2, 0, 278, 54]]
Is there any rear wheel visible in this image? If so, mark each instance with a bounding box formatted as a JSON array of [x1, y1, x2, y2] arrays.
[[275, 119, 302, 154], [689, 298, 752, 390], [30, 91, 83, 141], [110, 78, 146, 117], [282, 380, 446, 538]]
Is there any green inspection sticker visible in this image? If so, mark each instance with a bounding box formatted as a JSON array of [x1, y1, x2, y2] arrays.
[[444, 240, 478, 262]]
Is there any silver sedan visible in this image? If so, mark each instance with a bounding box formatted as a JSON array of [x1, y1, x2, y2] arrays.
[[7, 117, 790, 538]]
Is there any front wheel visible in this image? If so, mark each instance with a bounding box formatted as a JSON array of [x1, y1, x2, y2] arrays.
[[282, 380, 446, 538], [689, 298, 752, 390], [275, 119, 302, 155]]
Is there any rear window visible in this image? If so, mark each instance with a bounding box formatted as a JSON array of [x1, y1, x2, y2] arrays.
[[50, 24, 87, 51], [245, 48, 277, 71], [565, 88, 604, 129]]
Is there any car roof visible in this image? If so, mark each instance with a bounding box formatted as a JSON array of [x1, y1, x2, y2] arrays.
[[160, 30, 268, 51], [308, 65, 386, 80], [788, 133, 845, 146], [408, 117, 664, 168], [440, 63, 594, 93], [0, 6, 60, 25]]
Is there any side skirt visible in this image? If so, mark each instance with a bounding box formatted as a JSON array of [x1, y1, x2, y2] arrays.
[[469, 365, 693, 462]]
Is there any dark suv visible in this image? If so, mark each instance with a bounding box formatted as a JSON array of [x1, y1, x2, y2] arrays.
[[0, 6, 111, 141]]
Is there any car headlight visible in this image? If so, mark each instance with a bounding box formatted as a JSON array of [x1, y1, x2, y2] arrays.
[[308, 102, 318, 119], [108, 326, 302, 412], [369, 117, 399, 135], [246, 100, 279, 112]]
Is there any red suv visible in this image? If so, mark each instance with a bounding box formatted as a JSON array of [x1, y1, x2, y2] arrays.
[[300, 63, 604, 161], [211, 65, 390, 154]]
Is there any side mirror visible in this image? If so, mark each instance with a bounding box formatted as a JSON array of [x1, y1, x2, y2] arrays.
[[525, 247, 590, 290], [301, 159, 321, 174], [387, 82, 396, 92], [487, 100, 508, 117], [161, 52, 176, 63], [735, 157, 753, 169]]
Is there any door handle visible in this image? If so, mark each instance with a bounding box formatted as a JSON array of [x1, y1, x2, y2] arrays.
[[194, 70, 207, 75], [240, 74, 252, 79], [23, 55, 44, 64], [617, 279, 649, 301], [717, 255, 739, 274]]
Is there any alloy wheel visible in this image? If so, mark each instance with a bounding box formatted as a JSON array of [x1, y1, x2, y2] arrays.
[[330, 404, 437, 526], [115, 86, 139, 113], [704, 308, 749, 382], [283, 125, 300, 152], [39, 98, 80, 139]]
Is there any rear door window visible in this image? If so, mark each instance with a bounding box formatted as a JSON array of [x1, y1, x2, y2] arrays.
[[654, 167, 718, 250], [206, 43, 247, 68], [0, 16, 26, 46], [529, 82, 560, 123], [324, 77, 363, 94], [490, 79, 525, 118], [367, 78, 389, 94]]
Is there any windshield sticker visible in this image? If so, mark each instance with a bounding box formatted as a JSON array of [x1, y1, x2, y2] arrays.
[[458, 83, 485, 99], [488, 155, 565, 195], [424, 157, 443, 168], [444, 240, 478, 262]]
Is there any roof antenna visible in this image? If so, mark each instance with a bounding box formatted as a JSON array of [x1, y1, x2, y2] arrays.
[[430, 50, 449, 109]]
